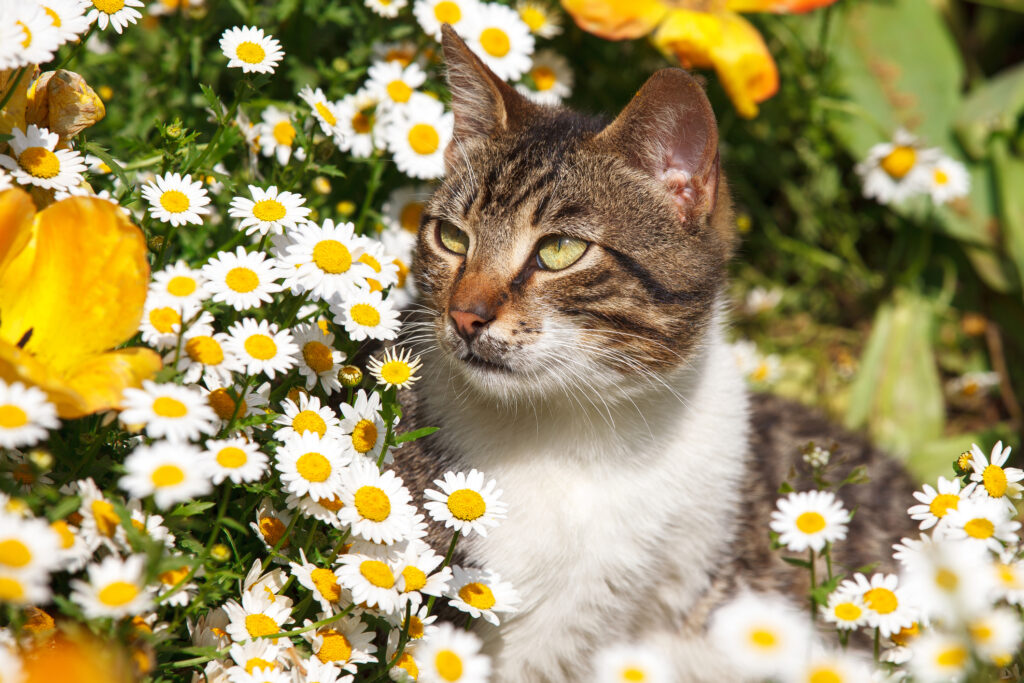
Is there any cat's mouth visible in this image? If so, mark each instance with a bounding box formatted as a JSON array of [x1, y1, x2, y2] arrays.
[[459, 350, 514, 374]]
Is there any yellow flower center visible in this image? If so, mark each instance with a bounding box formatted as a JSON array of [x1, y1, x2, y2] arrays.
[[311, 567, 341, 601], [965, 517, 995, 539], [936, 645, 967, 668], [244, 334, 277, 360], [929, 493, 958, 518], [433, 0, 461, 23], [312, 239, 352, 274], [259, 516, 287, 545], [349, 303, 381, 327], [748, 628, 776, 650], [400, 201, 423, 233], [435, 650, 463, 682], [245, 613, 279, 637], [458, 581, 496, 610], [314, 102, 337, 126], [0, 405, 28, 429], [833, 601, 862, 622], [152, 396, 187, 418], [864, 587, 898, 614], [0, 539, 31, 568], [934, 168, 949, 185], [808, 668, 841, 683], [360, 559, 395, 588], [970, 623, 993, 643], [448, 488, 486, 521], [272, 120, 296, 146], [352, 110, 373, 134], [387, 80, 413, 103], [891, 623, 920, 646], [225, 266, 259, 293], [44, 7, 62, 27], [404, 614, 425, 639], [880, 146, 916, 179], [402, 566, 427, 593], [185, 335, 224, 365], [351, 419, 378, 453], [795, 511, 825, 534], [208, 388, 245, 420], [149, 306, 181, 334], [159, 566, 190, 586], [983, 464, 1008, 498], [317, 631, 352, 663], [93, 0, 125, 13], [92, 499, 119, 538], [0, 577, 23, 600], [245, 658, 276, 674], [479, 27, 510, 57], [236, 41, 266, 65], [532, 66, 557, 91], [251, 198, 287, 222], [359, 253, 382, 274], [621, 668, 646, 682], [997, 564, 1020, 588], [166, 275, 196, 296], [520, 6, 545, 31], [302, 341, 334, 373], [408, 123, 440, 155], [151, 464, 185, 488], [396, 652, 419, 678], [354, 485, 390, 521], [159, 189, 191, 213], [292, 410, 327, 437], [99, 581, 139, 607], [19, 146, 60, 178], [296, 452, 332, 482], [216, 446, 248, 469], [935, 567, 959, 592], [51, 520, 75, 549], [382, 360, 414, 386]]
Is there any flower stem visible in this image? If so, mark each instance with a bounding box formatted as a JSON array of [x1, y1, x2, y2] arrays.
[[425, 530, 461, 616], [0, 67, 28, 113]]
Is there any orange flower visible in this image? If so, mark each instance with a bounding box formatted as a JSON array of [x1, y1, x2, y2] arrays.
[[0, 189, 161, 418]]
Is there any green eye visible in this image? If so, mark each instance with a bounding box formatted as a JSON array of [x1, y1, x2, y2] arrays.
[[537, 235, 588, 270], [438, 221, 469, 255]]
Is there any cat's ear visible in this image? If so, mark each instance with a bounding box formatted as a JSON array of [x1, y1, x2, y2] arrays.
[[440, 24, 533, 158], [595, 68, 720, 221]]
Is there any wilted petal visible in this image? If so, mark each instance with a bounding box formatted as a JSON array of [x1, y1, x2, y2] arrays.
[[560, 0, 669, 40], [26, 70, 106, 145]]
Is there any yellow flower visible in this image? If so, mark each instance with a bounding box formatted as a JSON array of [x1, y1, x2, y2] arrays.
[[561, 0, 837, 118], [21, 626, 135, 683], [0, 189, 161, 418]]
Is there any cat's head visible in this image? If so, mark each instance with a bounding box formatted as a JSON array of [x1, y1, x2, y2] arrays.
[[410, 25, 735, 402]]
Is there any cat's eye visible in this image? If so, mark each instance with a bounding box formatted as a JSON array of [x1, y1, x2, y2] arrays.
[[536, 235, 588, 271], [438, 221, 470, 255]]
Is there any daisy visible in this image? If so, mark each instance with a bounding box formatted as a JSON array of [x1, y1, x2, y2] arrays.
[[939, 494, 1020, 552], [156, 563, 199, 607], [446, 565, 519, 626], [424, 469, 507, 538], [332, 288, 401, 342], [337, 458, 417, 544], [258, 106, 306, 166], [707, 591, 810, 680], [335, 89, 382, 158], [170, 330, 244, 387], [414, 0, 481, 41], [274, 393, 343, 441], [0, 170, 11, 192], [394, 542, 453, 608], [250, 498, 293, 552], [417, 623, 491, 683], [220, 25, 284, 74], [70, 477, 123, 550], [286, 491, 346, 529], [367, 61, 427, 112], [120, 380, 218, 442], [379, 227, 417, 307], [301, 615, 378, 670], [0, 511, 62, 577], [85, 0, 143, 33], [899, 535, 992, 621], [0, 125, 87, 192], [365, 0, 408, 18], [382, 185, 431, 237], [593, 644, 670, 683], [0, 380, 59, 449], [968, 441, 1024, 510], [367, 347, 423, 391], [517, 0, 561, 37], [968, 606, 1022, 666], [71, 554, 153, 618], [731, 340, 780, 384], [0, 568, 50, 605], [357, 240, 401, 292], [385, 94, 453, 180], [462, 2, 534, 81], [118, 500, 176, 550], [150, 260, 208, 308], [390, 647, 421, 682], [946, 370, 1000, 400], [839, 573, 916, 638], [925, 155, 970, 205], [11, 3, 62, 66], [119, 442, 213, 509], [138, 298, 210, 350], [299, 86, 344, 142], [225, 318, 299, 378], [992, 554, 1024, 606], [769, 489, 849, 553], [856, 129, 937, 205], [203, 437, 268, 484], [820, 589, 868, 631], [290, 550, 345, 612], [339, 390, 388, 461], [793, 651, 874, 683], [909, 631, 970, 682], [149, 0, 205, 16], [227, 640, 286, 676], [223, 590, 294, 643], [228, 185, 312, 236], [275, 432, 349, 501], [907, 476, 975, 530], [297, 657, 350, 683], [38, 0, 92, 46], [205, 381, 269, 426], [291, 323, 346, 395], [276, 219, 375, 303], [141, 172, 211, 226], [374, 40, 419, 67], [336, 553, 404, 614], [201, 247, 285, 311], [387, 604, 440, 644], [516, 50, 573, 106]]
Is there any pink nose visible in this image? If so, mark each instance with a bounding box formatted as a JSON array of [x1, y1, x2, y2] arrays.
[[450, 309, 492, 341]]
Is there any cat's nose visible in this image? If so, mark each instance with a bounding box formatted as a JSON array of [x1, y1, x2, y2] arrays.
[[450, 307, 494, 342]]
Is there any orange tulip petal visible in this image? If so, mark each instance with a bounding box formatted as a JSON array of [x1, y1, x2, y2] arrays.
[[727, 0, 840, 14], [60, 347, 164, 418], [0, 188, 35, 280], [560, 0, 669, 40]]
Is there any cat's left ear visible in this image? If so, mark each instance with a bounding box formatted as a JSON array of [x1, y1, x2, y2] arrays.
[[595, 68, 720, 222]]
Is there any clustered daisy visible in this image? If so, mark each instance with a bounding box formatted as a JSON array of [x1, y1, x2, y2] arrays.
[[856, 128, 969, 206]]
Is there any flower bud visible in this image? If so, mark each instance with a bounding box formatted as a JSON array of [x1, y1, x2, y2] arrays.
[[339, 365, 363, 388]]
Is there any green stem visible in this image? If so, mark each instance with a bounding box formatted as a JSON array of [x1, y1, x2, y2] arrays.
[[55, 25, 95, 70], [425, 530, 461, 616], [873, 627, 880, 661], [220, 373, 253, 437], [808, 548, 816, 620], [354, 154, 386, 235]]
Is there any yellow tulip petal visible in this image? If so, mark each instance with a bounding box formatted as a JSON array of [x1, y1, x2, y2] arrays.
[[560, 0, 669, 40], [0, 339, 88, 417], [0, 65, 37, 137], [0, 188, 35, 280], [727, 0, 840, 13], [60, 347, 164, 418]]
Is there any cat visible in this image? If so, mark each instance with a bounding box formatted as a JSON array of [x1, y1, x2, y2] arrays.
[[391, 25, 918, 682]]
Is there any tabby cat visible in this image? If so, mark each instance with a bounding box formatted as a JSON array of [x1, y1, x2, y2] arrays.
[[392, 25, 917, 682]]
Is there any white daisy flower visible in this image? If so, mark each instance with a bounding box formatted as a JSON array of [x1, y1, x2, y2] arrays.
[[223, 590, 294, 642], [201, 246, 285, 311], [462, 2, 534, 81], [226, 318, 299, 378], [141, 172, 211, 226], [365, 0, 408, 18], [0, 381, 59, 449], [69, 477, 122, 550], [0, 511, 62, 578], [414, 0, 481, 41], [301, 615, 378, 670], [250, 498, 294, 552], [382, 185, 430, 237], [417, 623, 491, 683], [516, 50, 573, 106], [769, 489, 849, 553], [227, 640, 286, 677], [219, 25, 284, 74], [332, 288, 401, 342], [11, 3, 62, 66], [0, 568, 50, 605], [517, 0, 561, 37], [909, 631, 970, 682], [855, 129, 937, 205], [119, 442, 212, 509], [384, 93, 453, 180], [149, 0, 205, 16], [291, 323, 346, 395], [156, 562, 200, 608], [275, 432, 349, 501], [389, 646, 421, 682], [907, 475, 975, 530], [274, 393, 343, 442], [374, 40, 419, 66], [939, 494, 1020, 552], [946, 370, 1000, 400], [968, 440, 1024, 509], [298, 657, 351, 683], [336, 553, 404, 614], [593, 644, 670, 683], [337, 458, 417, 544], [0, 125, 87, 192], [387, 604, 440, 646], [446, 565, 519, 626], [339, 390, 388, 462], [228, 184, 312, 236], [707, 591, 811, 680], [275, 219, 375, 303], [379, 227, 417, 307], [968, 606, 1022, 666], [150, 260, 208, 308], [424, 469, 507, 538], [286, 491, 346, 529], [71, 554, 153, 618], [85, 0, 143, 33], [992, 554, 1024, 606], [299, 86, 344, 143], [335, 89, 382, 158], [367, 61, 427, 112], [820, 588, 869, 631], [394, 542, 453, 609], [367, 347, 423, 391], [899, 535, 992, 622], [838, 573, 916, 638], [731, 339, 781, 384], [120, 380, 218, 442], [138, 298, 210, 350], [925, 155, 970, 205], [49, 516, 90, 572], [258, 106, 306, 166], [289, 550, 345, 613], [119, 500, 176, 550], [793, 651, 875, 683], [357, 239, 401, 293], [169, 330, 245, 388], [203, 437, 268, 484], [0, 170, 12, 192], [38, 0, 92, 46]]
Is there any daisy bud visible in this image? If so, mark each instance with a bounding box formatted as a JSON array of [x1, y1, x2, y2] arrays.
[[339, 365, 363, 388], [336, 200, 357, 216], [28, 448, 53, 471], [148, 235, 165, 253], [953, 451, 973, 477], [312, 176, 331, 194], [210, 544, 231, 562]]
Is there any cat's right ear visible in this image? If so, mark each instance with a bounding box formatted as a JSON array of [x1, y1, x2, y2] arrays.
[[441, 24, 532, 161]]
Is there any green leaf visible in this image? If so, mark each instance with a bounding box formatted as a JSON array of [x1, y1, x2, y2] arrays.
[[47, 494, 81, 522], [81, 142, 131, 191], [781, 556, 813, 569], [394, 426, 439, 444], [170, 500, 216, 517], [777, 481, 794, 494], [199, 84, 225, 121], [955, 63, 1024, 160]]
